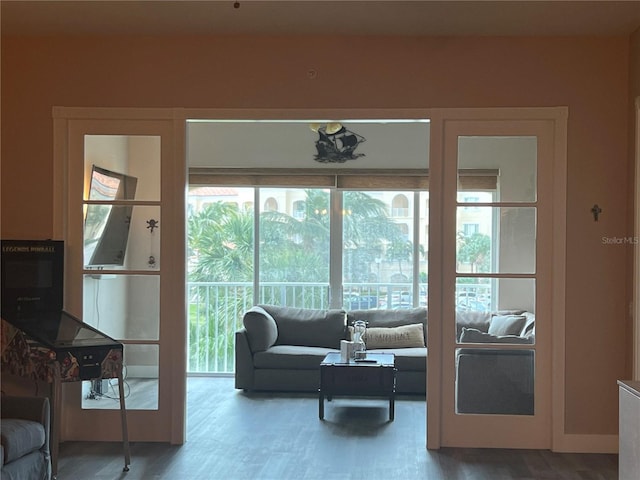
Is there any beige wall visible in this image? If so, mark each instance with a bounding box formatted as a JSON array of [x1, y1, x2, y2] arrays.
[[0, 34, 632, 436]]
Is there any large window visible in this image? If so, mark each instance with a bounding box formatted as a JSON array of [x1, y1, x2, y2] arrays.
[[186, 178, 430, 373]]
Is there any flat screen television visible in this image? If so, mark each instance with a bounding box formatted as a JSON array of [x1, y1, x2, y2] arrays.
[[1, 239, 64, 317], [84, 165, 137, 267]]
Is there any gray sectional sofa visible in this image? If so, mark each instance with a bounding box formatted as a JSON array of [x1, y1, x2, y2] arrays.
[[234, 304, 536, 413], [235, 305, 428, 394]]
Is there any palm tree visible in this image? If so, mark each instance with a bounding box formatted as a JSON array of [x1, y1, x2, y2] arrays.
[[343, 191, 401, 247], [457, 231, 491, 273], [386, 239, 413, 278], [342, 191, 407, 283], [188, 202, 254, 282], [189, 190, 414, 285]]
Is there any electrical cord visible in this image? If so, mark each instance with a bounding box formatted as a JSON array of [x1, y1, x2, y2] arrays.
[[86, 363, 131, 401]]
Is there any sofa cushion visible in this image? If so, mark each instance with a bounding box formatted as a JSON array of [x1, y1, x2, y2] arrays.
[[362, 323, 425, 349], [0, 419, 45, 464], [254, 345, 336, 369], [488, 314, 527, 336], [259, 305, 346, 349], [347, 307, 428, 343], [460, 327, 534, 344], [243, 306, 278, 352], [367, 347, 427, 371]]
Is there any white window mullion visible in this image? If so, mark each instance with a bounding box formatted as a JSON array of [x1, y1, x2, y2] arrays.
[[253, 188, 260, 305], [329, 189, 343, 309], [412, 191, 421, 308]]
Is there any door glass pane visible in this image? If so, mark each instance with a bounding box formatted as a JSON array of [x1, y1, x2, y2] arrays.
[[82, 344, 159, 411], [84, 205, 160, 271], [456, 348, 535, 415], [83, 274, 160, 340], [456, 206, 536, 274], [457, 135, 537, 203], [259, 188, 329, 308], [84, 135, 161, 202], [455, 277, 535, 317]]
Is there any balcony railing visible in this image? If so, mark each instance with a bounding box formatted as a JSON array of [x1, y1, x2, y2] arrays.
[[187, 281, 491, 374]]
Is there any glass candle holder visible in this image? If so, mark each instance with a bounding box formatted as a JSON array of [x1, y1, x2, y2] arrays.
[[353, 320, 367, 359]]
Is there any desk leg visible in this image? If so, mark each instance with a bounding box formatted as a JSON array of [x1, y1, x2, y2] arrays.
[[51, 368, 62, 479], [318, 391, 324, 420], [389, 392, 395, 422], [117, 369, 131, 472]]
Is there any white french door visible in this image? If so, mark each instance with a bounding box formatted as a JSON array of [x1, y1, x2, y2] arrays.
[[436, 111, 566, 448], [53, 109, 186, 443]]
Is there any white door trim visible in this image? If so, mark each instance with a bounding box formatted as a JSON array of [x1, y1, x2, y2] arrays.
[[634, 97, 640, 381], [550, 108, 569, 451], [420, 106, 568, 449]]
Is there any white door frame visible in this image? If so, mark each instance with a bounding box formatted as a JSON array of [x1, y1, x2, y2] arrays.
[[634, 97, 640, 381], [435, 109, 565, 450], [52, 107, 187, 444], [53, 106, 569, 449]]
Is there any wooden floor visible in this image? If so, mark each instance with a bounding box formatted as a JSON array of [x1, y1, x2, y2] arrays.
[[58, 377, 618, 480]]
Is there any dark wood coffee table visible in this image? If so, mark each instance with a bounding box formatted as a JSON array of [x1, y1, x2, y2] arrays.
[[319, 352, 396, 421]]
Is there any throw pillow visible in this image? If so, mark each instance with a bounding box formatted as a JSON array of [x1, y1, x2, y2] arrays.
[[242, 306, 278, 352], [488, 314, 527, 337], [347, 307, 428, 344], [459, 327, 533, 344], [455, 310, 492, 340], [362, 323, 425, 349]]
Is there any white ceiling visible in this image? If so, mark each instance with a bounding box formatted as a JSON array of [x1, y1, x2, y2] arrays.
[[2, 1, 640, 37]]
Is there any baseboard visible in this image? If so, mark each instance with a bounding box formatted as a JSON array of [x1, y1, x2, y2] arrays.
[[553, 434, 618, 454]]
